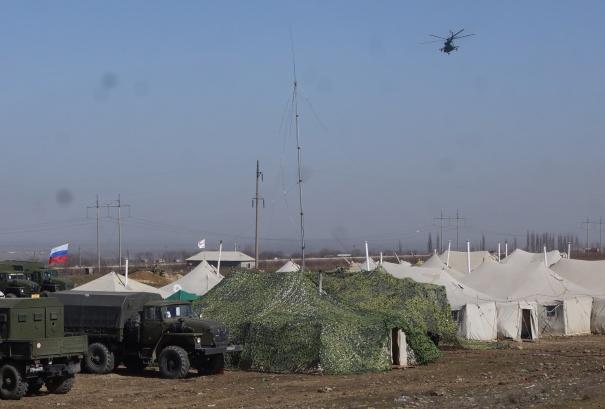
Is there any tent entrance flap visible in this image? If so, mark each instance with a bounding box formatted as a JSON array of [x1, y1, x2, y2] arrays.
[[391, 329, 407, 367], [521, 309, 533, 340]]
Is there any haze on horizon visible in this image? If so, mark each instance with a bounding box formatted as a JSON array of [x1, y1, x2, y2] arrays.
[[1, 1, 604, 259]]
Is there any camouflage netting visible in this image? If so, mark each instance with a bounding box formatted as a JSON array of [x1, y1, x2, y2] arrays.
[[314, 269, 457, 359], [194, 270, 453, 374]]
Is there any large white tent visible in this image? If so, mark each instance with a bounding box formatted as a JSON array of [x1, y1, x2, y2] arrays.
[[72, 271, 164, 295], [276, 260, 301, 273], [159, 260, 223, 298], [438, 250, 495, 274], [551, 258, 605, 333], [463, 260, 592, 336], [381, 261, 498, 341]]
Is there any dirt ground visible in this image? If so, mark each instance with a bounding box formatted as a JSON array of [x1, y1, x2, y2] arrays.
[[7, 336, 605, 409]]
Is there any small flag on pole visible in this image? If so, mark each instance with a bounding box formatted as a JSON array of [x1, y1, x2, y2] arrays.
[[197, 239, 206, 249], [49, 243, 69, 265]]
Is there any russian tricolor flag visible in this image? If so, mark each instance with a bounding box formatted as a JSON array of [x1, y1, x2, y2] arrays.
[[49, 243, 69, 265]]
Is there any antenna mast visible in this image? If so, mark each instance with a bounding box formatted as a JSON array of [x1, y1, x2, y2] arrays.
[[291, 41, 306, 271]]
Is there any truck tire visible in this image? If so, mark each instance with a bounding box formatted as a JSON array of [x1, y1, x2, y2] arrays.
[[26, 378, 44, 395], [45, 375, 75, 394], [197, 354, 225, 375], [85, 343, 115, 374], [5, 294, 16, 299], [0, 364, 28, 400], [158, 346, 190, 379]]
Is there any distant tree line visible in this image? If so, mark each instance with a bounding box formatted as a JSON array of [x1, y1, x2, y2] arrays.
[[525, 231, 579, 252]]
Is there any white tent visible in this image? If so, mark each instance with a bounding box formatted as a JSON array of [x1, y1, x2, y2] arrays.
[[276, 260, 301, 273], [381, 262, 498, 341], [72, 272, 164, 295], [502, 248, 562, 267], [159, 260, 223, 298], [551, 258, 605, 333], [439, 250, 495, 274], [419, 254, 466, 281], [463, 260, 592, 336]]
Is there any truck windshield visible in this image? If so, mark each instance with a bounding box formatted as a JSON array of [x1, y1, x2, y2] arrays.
[[162, 304, 193, 319]]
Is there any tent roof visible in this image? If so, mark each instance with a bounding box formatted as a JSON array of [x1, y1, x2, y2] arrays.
[[502, 249, 561, 267], [438, 250, 495, 274], [419, 254, 466, 281], [186, 251, 254, 262], [72, 272, 163, 295], [551, 258, 605, 296], [462, 259, 591, 302], [160, 260, 223, 297], [276, 260, 300, 273], [381, 261, 495, 309]]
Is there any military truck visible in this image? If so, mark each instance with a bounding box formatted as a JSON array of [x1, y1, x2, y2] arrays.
[[50, 291, 241, 379], [0, 272, 40, 298], [28, 269, 72, 293], [0, 298, 87, 400]]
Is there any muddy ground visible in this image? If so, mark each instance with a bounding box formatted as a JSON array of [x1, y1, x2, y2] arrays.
[[7, 336, 605, 409]]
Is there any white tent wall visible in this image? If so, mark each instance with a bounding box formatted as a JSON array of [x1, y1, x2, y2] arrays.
[[458, 303, 498, 341], [496, 303, 538, 340], [537, 302, 566, 336], [591, 298, 605, 334], [563, 296, 592, 335]]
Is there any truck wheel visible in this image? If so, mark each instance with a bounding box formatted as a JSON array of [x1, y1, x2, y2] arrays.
[[85, 343, 115, 374], [158, 346, 190, 379], [45, 375, 75, 394], [123, 358, 147, 373], [26, 378, 44, 395], [5, 294, 16, 299], [197, 354, 225, 375], [0, 364, 28, 400]]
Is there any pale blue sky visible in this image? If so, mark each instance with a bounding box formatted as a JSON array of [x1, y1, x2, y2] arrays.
[[1, 1, 604, 257]]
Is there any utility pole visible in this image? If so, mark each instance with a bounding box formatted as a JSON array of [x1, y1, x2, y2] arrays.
[[252, 160, 264, 269], [105, 195, 131, 269], [434, 210, 465, 251], [434, 210, 444, 253], [87, 195, 101, 273]]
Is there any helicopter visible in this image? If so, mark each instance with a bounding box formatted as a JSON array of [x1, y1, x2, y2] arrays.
[[427, 29, 474, 54]]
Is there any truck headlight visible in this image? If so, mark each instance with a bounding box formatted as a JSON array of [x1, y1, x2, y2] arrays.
[[196, 337, 202, 344]]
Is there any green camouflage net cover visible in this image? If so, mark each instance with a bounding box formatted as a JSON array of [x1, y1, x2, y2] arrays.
[[194, 270, 452, 374], [314, 269, 457, 361]]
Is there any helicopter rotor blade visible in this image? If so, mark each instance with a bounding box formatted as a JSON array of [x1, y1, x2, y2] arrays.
[[429, 34, 447, 40], [454, 33, 475, 39], [420, 39, 442, 44], [452, 28, 465, 37]]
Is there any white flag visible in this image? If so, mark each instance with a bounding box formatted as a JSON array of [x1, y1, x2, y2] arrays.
[[197, 239, 206, 249]]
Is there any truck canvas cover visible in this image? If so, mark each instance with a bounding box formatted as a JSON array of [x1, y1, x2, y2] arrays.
[[50, 291, 162, 330]]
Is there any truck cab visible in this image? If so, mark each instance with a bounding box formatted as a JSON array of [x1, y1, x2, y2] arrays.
[[28, 270, 72, 293], [0, 272, 40, 298]]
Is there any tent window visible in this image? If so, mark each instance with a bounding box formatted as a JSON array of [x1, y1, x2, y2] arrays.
[[451, 310, 460, 322], [545, 305, 557, 317]]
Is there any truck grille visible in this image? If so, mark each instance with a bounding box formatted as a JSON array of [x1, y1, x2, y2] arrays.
[[212, 327, 228, 344]]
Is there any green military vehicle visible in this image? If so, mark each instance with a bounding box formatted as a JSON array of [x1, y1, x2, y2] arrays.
[[0, 272, 40, 298], [28, 269, 72, 294], [0, 298, 87, 400], [0, 261, 71, 296], [50, 291, 241, 379]]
